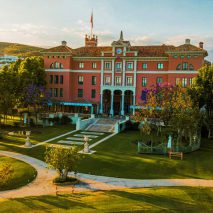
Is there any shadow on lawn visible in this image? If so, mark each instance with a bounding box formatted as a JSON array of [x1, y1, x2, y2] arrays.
[[10, 194, 96, 211], [107, 189, 199, 212]]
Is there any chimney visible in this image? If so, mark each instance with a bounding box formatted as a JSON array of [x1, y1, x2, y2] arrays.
[[185, 39, 190, 45], [61, 41, 67, 46], [199, 42, 204, 49]]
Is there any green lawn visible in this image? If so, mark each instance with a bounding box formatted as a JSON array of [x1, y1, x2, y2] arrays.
[[0, 124, 76, 146], [0, 155, 37, 191], [0, 187, 213, 212], [0, 128, 213, 180], [76, 130, 213, 179]]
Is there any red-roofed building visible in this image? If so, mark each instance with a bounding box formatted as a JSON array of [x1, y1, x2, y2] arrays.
[[43, 32, 208, 116]]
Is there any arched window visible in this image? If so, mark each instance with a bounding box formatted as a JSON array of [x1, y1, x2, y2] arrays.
[[55, 62, 60, 69], [50, 63, 54, 69], [50, 62, 64, 69], [176, 64, 181, 70], [60, 63, 64, 69], [189, 64, 194, 70], [182, 62, 188, 70]]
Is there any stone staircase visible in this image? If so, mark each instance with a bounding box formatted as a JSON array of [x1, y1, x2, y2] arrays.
[[86, 118, 118, 133]]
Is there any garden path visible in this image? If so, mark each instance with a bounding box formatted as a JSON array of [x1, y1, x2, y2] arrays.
[[0, 151, 213, 199]]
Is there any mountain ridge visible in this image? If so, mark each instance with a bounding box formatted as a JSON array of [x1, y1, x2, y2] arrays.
[[0, 42, 46, 57]]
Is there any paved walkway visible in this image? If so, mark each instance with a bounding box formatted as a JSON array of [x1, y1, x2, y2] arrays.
[[0, 151, 213, 199]]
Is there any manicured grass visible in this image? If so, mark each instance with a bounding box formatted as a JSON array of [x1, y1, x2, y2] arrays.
[[76, 130, 213, 179], [0, 187, 213, 212], [0, 128, 213, 180], [0, 124, 76, 145], [0, 155, 37, 191]]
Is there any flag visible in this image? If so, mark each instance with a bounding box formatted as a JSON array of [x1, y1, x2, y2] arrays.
[[90, 12, 93, 29]]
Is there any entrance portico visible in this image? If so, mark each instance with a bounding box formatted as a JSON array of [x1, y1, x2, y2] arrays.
[[100, 87, 136, 116]]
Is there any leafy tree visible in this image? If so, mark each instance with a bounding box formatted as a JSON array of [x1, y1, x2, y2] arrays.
[[18, 56, 46, 87], [0, 66, 19, 123], [189, 64, 213, 116], [134, 84, 200, 149], [45, 145, 81, 181]]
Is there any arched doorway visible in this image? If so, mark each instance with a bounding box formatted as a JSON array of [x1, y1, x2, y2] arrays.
[[103, 90, 111, 114], [113, 90, 122, 115], [124, 90, 133, 114]]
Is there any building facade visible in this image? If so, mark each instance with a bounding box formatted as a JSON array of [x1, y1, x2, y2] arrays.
[[43, 32, 208, 115], [0, 55, 19, 68]]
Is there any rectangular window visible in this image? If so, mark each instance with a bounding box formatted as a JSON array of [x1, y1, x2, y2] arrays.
[[157, 63, 164, 69], [156, 77, 163, 84], [92, 62, 97, 69], [142, 77, 147, 87], [92, 76, 96, 85], [54, 75, 58, 84], [54, 88, 58, 97], [78, 89, 83, 98], [78, 76, 83, 85], [126, 76, 133, 86], [182, 78, 187, 87], [115, 62, 122, 71], [175, 78, 180, 85], [127, 62, 133, 70], [91, 89, 96, 98], [60, 75, 63, 84], [49, 75, 53, 84], [173, 55, 178, 59], [79, 62, 84, 69], [104, 62, 111, 69], [59, 88, 63, 97], [104, 76, 111, 85], [142, 63, 148, 69], [115, 76, 121, 85], [49, 88, 52, 97], [181, 55, 185, 58]]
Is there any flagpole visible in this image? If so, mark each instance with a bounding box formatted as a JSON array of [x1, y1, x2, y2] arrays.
[[90, 10, 93, 38]]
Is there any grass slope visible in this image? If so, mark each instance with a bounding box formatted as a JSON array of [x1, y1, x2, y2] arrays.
[[0, 42, 45, 57], [0, 155, 37, 191], [0, 187, 213, 212]]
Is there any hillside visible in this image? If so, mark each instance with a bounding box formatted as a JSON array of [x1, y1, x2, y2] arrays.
[[0, 42, 46, 57]]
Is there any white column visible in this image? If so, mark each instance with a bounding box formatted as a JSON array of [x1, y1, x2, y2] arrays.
[[100, 92, 103, 114], [101, 59, 104, 86], [122, 59, 126, 86], [100, 59, 104, 114], [133, 93, 136, 115], [112, 59, 115, 86], [110, 90, 114, 116], [134, 60, 137, 87], [121, 91, 125, 116]]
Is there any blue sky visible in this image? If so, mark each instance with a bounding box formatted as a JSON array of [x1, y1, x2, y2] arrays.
[[0, 0, 212, 61]]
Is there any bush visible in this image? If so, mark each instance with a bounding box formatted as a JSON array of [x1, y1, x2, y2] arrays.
[[126, 120, 139, 130], [60, 115, 71, 125], [53, 176, 78, 185]]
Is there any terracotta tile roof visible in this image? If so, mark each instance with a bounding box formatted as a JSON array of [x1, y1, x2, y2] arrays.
[[130, 45, 175, 57], [174, 44, 203, 51], [43, 43, 207, 57], [169, 44, 208, 56], [72, 46, 112, 57], [42, 45, 73, 53]]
